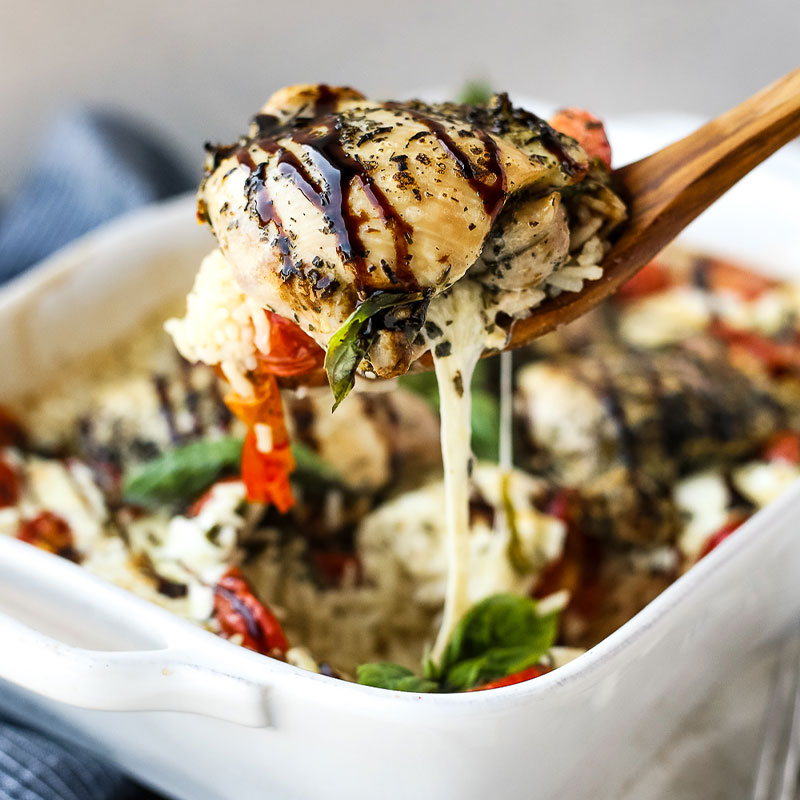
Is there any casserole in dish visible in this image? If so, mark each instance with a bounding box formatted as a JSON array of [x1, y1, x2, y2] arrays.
[[0, 111, 798, 800]]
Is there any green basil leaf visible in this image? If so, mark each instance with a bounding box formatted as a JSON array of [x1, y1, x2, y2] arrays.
[[324, 292, 424, 411], [122, 437, 243, 508], [290, 442, 341, 485], [356, 662, 439, 693], [457, 81, 493, 106], [441, 593, 558, 690]]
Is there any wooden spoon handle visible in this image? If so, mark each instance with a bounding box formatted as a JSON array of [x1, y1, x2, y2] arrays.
[[617, 67, 800, 237], [506, 67, 800, 348]]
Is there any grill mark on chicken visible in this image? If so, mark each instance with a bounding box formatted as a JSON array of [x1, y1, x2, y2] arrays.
[[565, 356, 667, 529], [236, 150, 257, 172], [177, 355, 204, 439], [243, 114, 420, 295], [245, 162, 298, 279], [460, 93, 585, 178], [152, 375, 180, 444], [385, 102, 507, 222], [290, 120, 417, 292]]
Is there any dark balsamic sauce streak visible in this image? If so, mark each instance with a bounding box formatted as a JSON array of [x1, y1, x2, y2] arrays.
[[311, 84, 338, 117], [177, 356, 204, 438], [153, 375, 180, 444], [537, 127, 583, 178], [215, 586, 266, 647], [691, 255, 719, 321], [593, 361, 638, 473], [387, 103, 507, 221], [253, 114, 280, 136], [691, 256, 713, 291], [237, 150, 257, 172], [208, 378, 233, 430], [567, 357, 659, 517], [236, 92, 568, 293], [250, 116, 418, 293], [247, 163, 296, 277]]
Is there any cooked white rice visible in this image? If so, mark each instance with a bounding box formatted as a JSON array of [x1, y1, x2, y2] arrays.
[[165, 249, 269, 397]]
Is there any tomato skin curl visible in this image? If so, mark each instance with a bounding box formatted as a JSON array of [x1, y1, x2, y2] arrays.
[[240, 427, 294, 512], [222, 313, 323, 512], [213, 567, 289, 656], [762, 431, 800, 464], [257, 311, 324, 377], [698, 517, 746, 560], [549, 108, 612, 168], [468, 665, 547, 691], [0, 459, 19, 508], [616, 260, 672, 302], [17, 511, 80, 562]]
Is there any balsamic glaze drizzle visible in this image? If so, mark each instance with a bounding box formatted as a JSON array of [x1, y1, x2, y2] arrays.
[[247, 114, 418, 293], [207, 88, 594, 295], [386, 102, 507, 221]]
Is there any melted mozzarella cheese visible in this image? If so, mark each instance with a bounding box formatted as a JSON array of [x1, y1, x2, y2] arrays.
[[428, 281, 488, 659]]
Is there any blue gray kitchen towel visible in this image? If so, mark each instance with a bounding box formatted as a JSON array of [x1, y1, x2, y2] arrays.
[[0, 107, 193, 799]]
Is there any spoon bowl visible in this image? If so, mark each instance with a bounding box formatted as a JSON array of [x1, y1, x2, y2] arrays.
[[506, 67, 800, 347]]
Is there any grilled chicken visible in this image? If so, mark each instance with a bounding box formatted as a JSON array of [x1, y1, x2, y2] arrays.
[[199, 84, 625, 377], [516, 341, 789, 544], [20, 327, 440, 507]]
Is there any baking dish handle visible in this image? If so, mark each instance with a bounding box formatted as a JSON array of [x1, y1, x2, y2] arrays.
[[0, 610, 270, 727]]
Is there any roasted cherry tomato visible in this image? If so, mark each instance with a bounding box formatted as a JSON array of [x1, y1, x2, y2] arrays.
[[240, 428, 294, 512], [257, 311, 324, 377], [186, 477, 242, 517], [468, 665, 547, 691], [221, 311, 323, 513], [225, 373, 295, 512], [698, 517, 747, 560], [710, 320, 800, 376], [17, 511, 79, 562], [616, 260, 672, 302], [549, 108, 612, 168], [762, 431, 800, 464], [0, 406, 26, 449], [705, 258, 775, 301], [311, 551, 363, 587], [0, 460, 19, 508], [213, 567, 289, 656]]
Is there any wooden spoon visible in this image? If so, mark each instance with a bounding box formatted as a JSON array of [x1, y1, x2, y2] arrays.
[[506, 66, 800, 347]]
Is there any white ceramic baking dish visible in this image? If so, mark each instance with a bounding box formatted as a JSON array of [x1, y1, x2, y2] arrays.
[[0, 113, 798, 800]]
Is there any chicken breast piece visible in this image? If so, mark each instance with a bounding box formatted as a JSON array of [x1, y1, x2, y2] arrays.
[[199, 85, 622, 377], [516, 341, 789, 544]]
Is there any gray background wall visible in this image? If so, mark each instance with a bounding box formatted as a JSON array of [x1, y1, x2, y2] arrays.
[[2, 0, 798, 187]]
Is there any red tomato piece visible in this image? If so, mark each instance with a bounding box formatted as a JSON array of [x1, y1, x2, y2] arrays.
[[698, 517, 746, 560], [468, 665, 547, 691], [257, 312, 324, 377], [213, 567, 289, 656], [706, 258, 775, 301], [0, 460, 19, 508], [0, 406, 26, 449], [225, 373, 295, 512], [762, 431, 800, 464], [311, 551, 363, 587], [186, 477, 242, 517], [615, 260, 672, 302], [17, 511, 79, 562], [711, 321, 800, 376], [240, 428, 294, 513], [549, 108, 612, 168]]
